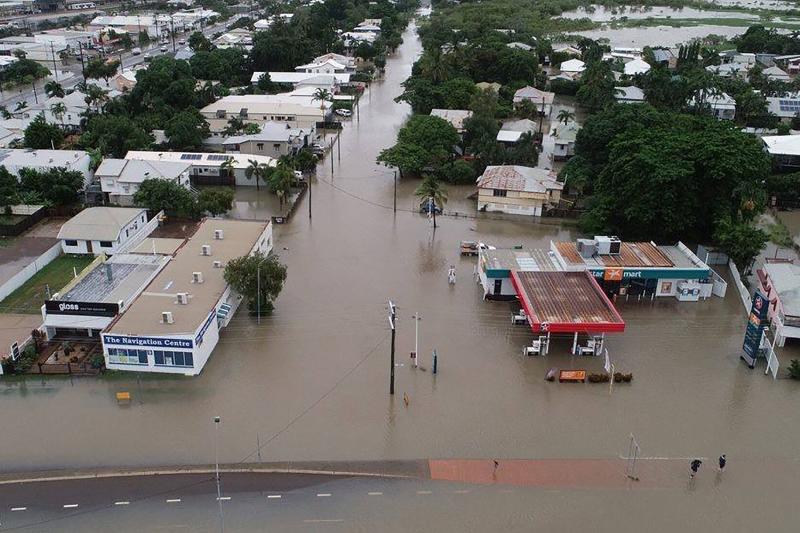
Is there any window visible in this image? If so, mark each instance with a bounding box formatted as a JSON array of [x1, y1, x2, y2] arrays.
[[493, 189, 507, 197], [256, 143, 264, 151], [273, 144, 280, 150], [108, 348, 147, 365], [154, 350, 194, 367], [125, 229, 129, 237], [100, 241, 113, 248], [65, 239, 78, 246]]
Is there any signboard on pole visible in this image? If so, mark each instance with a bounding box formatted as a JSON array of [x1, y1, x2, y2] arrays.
[[741, 290, 769, 368]]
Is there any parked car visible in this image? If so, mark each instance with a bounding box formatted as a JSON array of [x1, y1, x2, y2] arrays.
[[419, 198, 442, 215], [335, 108, 353, 117], [160, 45, 168, 52], [131, 47, 141, 55], [178, 39, 186, 45]]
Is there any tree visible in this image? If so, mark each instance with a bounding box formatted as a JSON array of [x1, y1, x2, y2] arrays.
[[23, 114, 63, 149], [713, 218, 767, 273], [223, 251, 287, 315], [18, 167, 84, 206], [557, 109, 575, 125], [138, 30, 150, 46], [267, 164, 296, 209], [244, 159, 268, 191], [83, 84, 109, 113], [133, 178, 197, 217], [80, 114, 153, 157], [219, 157, 236, 184], [44, 81, 64, 98], [188, 31, 213, 52], [312, 88, 332, 110], [50, 102, 66, 128], [378, 115, 459, 176], [576, 60, 616, 111], [197, 187, 234, 216], [257, 72, 274, 92], [165, 110, 210, 150], [84, 57, 119, 83], [415, 175, 448, 228], [0, 166, 19, 207]]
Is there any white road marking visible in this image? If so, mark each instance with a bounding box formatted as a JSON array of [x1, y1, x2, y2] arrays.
[[316, 493, 331, 497], [10, 507, 27, 511], [453, 490, 470, 494], [63, 504, 79, 509], [303, 519, 344, 523], [166, 498, 181, 503], [217, 496, 231, 501], [267, 495, 282, 499], [417, 490, 432, 495], [368, 492, 383, 496], [114, 501, 130, 506], [619, 455, 708, 461]]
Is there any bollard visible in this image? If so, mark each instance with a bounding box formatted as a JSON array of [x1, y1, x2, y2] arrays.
[[432, 349, 438, 374]]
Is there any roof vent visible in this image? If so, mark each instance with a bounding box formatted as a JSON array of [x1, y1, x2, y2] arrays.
[[161, 311, 174, 324], [201, 244, 211, 256], [214, 229, 224, 240], [213, 260, 222, 268], [176, 292, 189, 305], [192, 271, 204, 284]]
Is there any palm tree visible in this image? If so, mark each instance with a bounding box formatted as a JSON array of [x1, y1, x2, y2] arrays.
[[50, 102, 66, 129], [244, 158, 264, 191], [557, 109, 575, 125], [13, 100, 26, 112], [415, 175, 448, 229], [44, 81, 64, 98], [312, 88, 332, 112], [267, 164, 296, 211], [219, 157, 236, 185]]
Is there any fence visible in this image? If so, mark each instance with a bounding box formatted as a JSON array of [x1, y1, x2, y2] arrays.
[[29, 361, 101, 376], [728, 259, 752, 314], [113, 210, 164, 254], [0, 242, 62, 302], [0, 205, 47, 237]]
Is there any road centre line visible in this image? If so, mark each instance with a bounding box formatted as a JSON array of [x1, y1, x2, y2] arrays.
[[368, 492, 383, 496], [304, 519, 344, 523], [417, 490, 432, 494], [317, 493, 332, 497], [217, 496, 231, 501], [63, 504, 79, 509], [114, 501, 130, 505], [166, 499, 181, 503], [10, 507, 27, 511], [267, 495, 282, 499]]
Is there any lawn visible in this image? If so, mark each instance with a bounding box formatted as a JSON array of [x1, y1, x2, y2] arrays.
[[0, 255, 94, 314]]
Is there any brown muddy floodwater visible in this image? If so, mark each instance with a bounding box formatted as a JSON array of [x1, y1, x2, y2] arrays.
[[2, 25, 800, 516]]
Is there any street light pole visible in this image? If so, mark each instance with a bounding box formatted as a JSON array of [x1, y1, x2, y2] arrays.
[[393, 170, 397, 213], [388, 300, 396, 395], [257, 261, 261, 325], [214, 416, 224, 533]]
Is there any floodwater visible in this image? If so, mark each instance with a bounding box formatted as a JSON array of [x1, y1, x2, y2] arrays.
[[2, 23, 800, 514], [561, 5, 760, 21], [576, 24, 753, 47]]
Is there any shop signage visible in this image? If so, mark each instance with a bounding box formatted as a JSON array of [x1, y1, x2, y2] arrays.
[[45, 300, 119, 317], [590, 268, 710, 280], [741, 290, 769, 368], [102, 335, 193, 349], [195, 310, 216, 346]]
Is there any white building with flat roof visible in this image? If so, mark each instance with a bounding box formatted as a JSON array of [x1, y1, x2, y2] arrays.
[[0, 149, 93, 184], [200, 94, 332, 136], [102, 218, 274, 375], [57, 207, 149, 255], [124, 150, 276, 187]]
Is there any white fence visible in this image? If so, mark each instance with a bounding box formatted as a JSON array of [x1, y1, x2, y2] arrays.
[[728, 260, 752, 314], [113, 210, 164, 255], [0, 242, 62, 302]]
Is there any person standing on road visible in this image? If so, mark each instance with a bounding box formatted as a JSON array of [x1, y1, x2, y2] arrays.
[[718, 454, 726, 473], [690, 459, 702, 478]]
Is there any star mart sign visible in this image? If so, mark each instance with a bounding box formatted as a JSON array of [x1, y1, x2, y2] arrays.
[[589, 267, 710, 280]]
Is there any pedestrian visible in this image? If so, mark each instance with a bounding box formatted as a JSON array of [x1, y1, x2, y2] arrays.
[[718, 454, 726, 473], [448, 265, 456, 285], [690, 459, 702, 479], [493, 460, 499, 471]]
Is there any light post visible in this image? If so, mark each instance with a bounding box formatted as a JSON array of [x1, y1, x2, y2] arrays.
[[214, 416, 224, 533], [256, 254, 270, 325], [412, 313, 421, 368]]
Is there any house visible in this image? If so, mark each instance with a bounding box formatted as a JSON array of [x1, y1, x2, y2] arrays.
[[0, 125, 21, 147], [0, 149, 93, 184], [623, 58, 651, 76], [689, 91, 736, 120], [254, 18, 272, 29], [294, 58, 349, 74], [776, 54, 800, 75], [222, 121, 313, 158], [199, 94, 332, 137], [559, 59, 586, 79], [12, 90, 91, 131], [719, 51, 756, 66], [552, 44, 581, 57], [57, 207, 148, 255], [477, 166, 562, 216], [0, 36, 67, 64], [758, 262, 800, 346], [615, 86, 645, 104], [512, 86, 555, 116], [89, 15, 174, 37], [506, 42, 533, 51], [763, 65, 790, 82], [706, 62, 749, 79], [651, 48, 677, 69], [496, 130, 523, 144], [253, 71, 351, 89], [113, 68, 139, 92], [96, 158, 192, 206], [124, 150, 276, 187], [476, 81, 502, 93], [501, 118, 538, 135], [430, 109, 472, 134], [305, 52, 356, 71], [762, 134, 800, 171], [553, 122, 579, 161], [767, 96, 800, 123], [342, 31, 378, 47], [212, 28, 253, 50]]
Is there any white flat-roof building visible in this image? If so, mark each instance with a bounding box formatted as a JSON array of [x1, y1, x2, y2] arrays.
[[102, 218, 274, 375], [12, 90, 91, 131], [615, 85, 645, 104], [42, 253, 170, 340], [124, 150, 276, 187], [759, 262, 800, 347], [97, 158, 192, 206], [762, 134, 800, 171], [57, 207, 149, 255], [200, 94, 332, 135], [0, 149, 93, 185], [559, 59, 586, 80], [253, 71, 351, 88], [623, 58, 651, 76], [300, 53, 356, 72]]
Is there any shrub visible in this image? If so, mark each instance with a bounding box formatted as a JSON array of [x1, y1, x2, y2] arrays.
[[444, 159, 477, 184], [549, 78, 580, 96], [90, 353, 105, 369], [789, 359, 800, 380]]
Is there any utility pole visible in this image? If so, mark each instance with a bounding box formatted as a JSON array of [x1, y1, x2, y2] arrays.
[[31, 81, 38, 104], [77, 42, 86, 78], [431, 196, 437, 229], [213, 416, 224, 533], [412, 313, 420, 368], [307, 176, 312, 219], [432, 349, 438, 374], [49, 42, 58, 82], [257, 260, 262, 325], [393, 170, 397, 213], [170, 16, 177, 53], [388, 300, 396, 395]]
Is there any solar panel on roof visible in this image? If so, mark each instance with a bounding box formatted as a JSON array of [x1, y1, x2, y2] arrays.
[[180, 154, 202, 160], [206, 154, 230, 161]]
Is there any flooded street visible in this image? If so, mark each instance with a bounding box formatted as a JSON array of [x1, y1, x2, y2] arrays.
[[2, 23, 800, 518]]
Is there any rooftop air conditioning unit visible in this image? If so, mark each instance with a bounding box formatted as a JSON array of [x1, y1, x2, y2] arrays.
[[161, 311, 174, 324], [201, 244, 211, 256], [214, 229, 224, 240], [595, 235, 615, 256], [576, 238, 597, 259], [176, 292, 189, 305], [608, 236, 622, 255], [213, 260, 222, 268], [192, 271, 204, 284]]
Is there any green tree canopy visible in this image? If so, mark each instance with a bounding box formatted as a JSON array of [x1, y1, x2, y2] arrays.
[[133, 178, 197, 217], [80, 114, 153, 157], [18, 167, 84, 206], [223, 251, 287, 315], [197, 187, 234, 216], [23, 114, 63, 149], [84, 57, 120, 82], [378, 115, 459, 176], [165, 109, 210, 150]]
